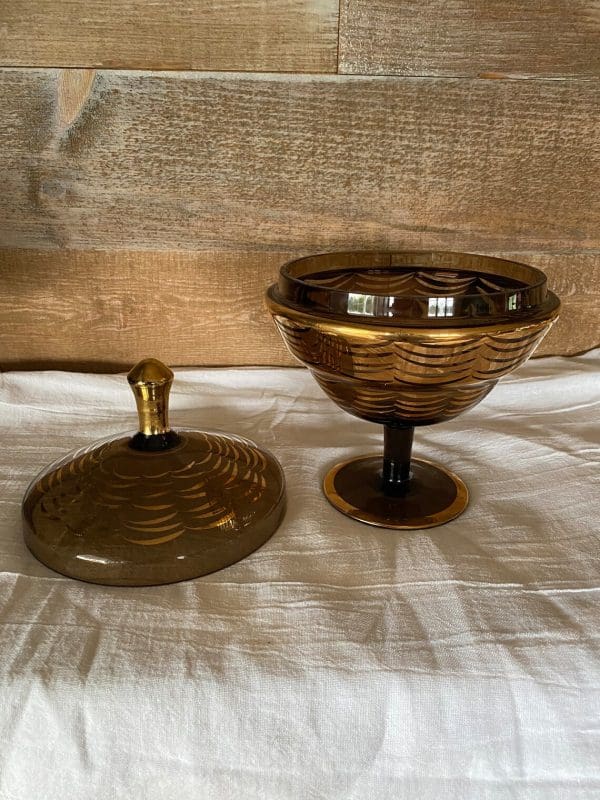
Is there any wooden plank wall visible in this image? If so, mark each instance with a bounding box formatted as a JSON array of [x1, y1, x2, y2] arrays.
[[0, 2, 598, 370]]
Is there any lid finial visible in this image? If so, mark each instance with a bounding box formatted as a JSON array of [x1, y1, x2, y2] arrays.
[[127, 358, 174, 438]]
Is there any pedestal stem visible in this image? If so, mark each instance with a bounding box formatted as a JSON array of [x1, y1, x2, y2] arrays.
[[382, 424, 414, 496]]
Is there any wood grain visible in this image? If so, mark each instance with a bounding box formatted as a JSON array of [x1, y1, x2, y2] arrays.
[[339, 0, 600, 78], [0, 249, 597, 371], [56, 69, 97, 134], [0, 1, 338, 72], [0, 249, 292, 370], [0, 69, 598, 254], [503, 252, 600, 358]]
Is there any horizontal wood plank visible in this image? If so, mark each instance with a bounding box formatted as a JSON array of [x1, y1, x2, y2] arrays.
[[0, 1, 338, 72], [0, 69, 598, 255], [501, 252, 600, 358], [0, 249, 597, 371], [0, 249, 293, 371], [339, 0, 600, 77]]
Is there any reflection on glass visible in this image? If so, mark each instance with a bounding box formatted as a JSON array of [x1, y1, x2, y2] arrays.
[[266, 250, 560, 530], [428, 297, 455, 317], [348, 293, 396, 317], [348, 293, 375, 315]]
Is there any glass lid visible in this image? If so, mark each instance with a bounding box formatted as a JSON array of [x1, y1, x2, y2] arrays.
[[269, 251, 560, 327], [22, 359, 286, 586]]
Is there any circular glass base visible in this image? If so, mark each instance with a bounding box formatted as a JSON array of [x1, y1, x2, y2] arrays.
[[323, 455, 468, 530]]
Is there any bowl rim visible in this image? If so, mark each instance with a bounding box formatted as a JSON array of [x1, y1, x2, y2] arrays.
[[271, 250, 557, 326]]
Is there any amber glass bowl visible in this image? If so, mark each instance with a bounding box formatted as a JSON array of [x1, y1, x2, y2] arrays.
[[266, 251, 560, 529]]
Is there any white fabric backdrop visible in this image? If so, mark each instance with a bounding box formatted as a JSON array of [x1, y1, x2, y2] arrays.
[[0, 351, 599, 799]]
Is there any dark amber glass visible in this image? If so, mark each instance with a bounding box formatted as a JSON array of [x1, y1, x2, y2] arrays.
[[274, 251, 557, 326], [266, 250, 560, 529], [22, 360, 286, 585]]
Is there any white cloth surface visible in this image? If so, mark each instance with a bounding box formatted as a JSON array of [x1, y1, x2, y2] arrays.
[[0, 351, 599, 800]]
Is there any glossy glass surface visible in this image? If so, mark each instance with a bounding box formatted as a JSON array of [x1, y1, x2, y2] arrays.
[[23, 429, 286, 585], [324, 455, 468, 529], [22, 359, 286, 585], [273, 250, 558, 327], [266, 250, 561, 530]]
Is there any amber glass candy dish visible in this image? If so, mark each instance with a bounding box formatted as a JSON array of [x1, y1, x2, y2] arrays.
[[266, 251, 560, 529], [22, 359, 286, 585]]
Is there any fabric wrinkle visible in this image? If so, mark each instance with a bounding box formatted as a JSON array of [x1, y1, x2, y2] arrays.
[[0, 354, 598, 798]]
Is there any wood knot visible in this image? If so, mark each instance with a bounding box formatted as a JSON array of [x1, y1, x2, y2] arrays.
[[56, 69, 97, 136]]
